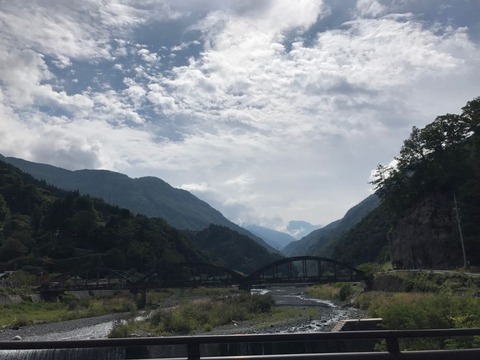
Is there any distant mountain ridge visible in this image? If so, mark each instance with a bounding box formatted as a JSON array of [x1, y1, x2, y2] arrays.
[[0, 155, 274, 252], [287, 220, 322, 239], [244, 224, 296, 250], [282, 194, 380, 257]]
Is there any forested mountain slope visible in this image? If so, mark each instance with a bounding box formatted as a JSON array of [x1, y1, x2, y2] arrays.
[[0, 160, 206, 274], [283, 97, 480, 270], [0, 156, 274, 252], [282, 194, 379, 257], [188, 224, 284, 275], [369, 97, 480, 269]]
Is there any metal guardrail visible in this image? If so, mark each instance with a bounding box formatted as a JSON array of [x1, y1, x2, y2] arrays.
[[1, 328, 480, 359]]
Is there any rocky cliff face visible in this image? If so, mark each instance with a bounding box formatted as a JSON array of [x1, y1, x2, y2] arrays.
[[389, 193, 463, 270]]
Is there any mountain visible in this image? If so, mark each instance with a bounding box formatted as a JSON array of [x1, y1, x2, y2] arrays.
[[324, 97, 480, 269], [244, 224, 296, 250], [286, 221, 322, 240], [188, 224, 283, 275], [330, 202, 391, 266], [369, 97, 480, 269], [0, 159, 207, 274], [0, 155, 274, 252], [282, 194, 380, 258]]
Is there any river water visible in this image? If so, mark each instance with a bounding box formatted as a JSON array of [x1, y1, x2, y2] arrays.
[[234, 286, 365, 334]]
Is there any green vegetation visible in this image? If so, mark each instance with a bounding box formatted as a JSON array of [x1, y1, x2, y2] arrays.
[[109, 286, 321, 338], [190, 224, 283, 274], [305, 282, 360, 302], [0, 293, 136, 328], [356, 291, 480, 350], [352, 270, 480, 350], [0, 159, 208, 276], [0, 158, 283, 284], [357, 291, 480, 330], [109, 293, 275, 337], [373, 271, 480, 293], [296, 97, 480, 268], [330, 204, 391, 266], [371, 97, 480, 266], [283, 195, 380, 260]]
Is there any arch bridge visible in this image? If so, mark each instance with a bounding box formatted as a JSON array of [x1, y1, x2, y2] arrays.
[[245, 256, 366, 287]]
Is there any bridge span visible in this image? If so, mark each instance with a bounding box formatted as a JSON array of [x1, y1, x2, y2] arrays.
[[138, 256, 368, 290], [37, 256, 368, 302]]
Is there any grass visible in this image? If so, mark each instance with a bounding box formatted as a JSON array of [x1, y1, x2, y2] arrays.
[[304, 282, 362, 302], [110, 293, 274, 337], [354, 290, 480, 350], [355, 290, 480, 329], [109, 291, 320, 338], [0, 285, 240, 330], [0, 292, 137, 328]]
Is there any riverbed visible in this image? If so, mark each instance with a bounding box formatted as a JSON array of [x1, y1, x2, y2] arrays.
[[0, 286, 365, 341], [202, 286, 365, 335]]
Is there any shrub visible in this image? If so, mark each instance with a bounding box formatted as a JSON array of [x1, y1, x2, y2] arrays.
[[339, 284, 353, 301], [147, 294, 273, 335], [355, 291, 480, 350], [109, 321, 131, 338]]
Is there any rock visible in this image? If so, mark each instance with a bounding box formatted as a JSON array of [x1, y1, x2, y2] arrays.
[[390, 193, 461, 269], [12, 335, 22, 341]]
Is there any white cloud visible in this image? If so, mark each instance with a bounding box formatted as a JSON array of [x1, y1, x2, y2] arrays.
[[137, 48, 159, 63], [1, 0, 479, 229], [355, 0, 386, 18]]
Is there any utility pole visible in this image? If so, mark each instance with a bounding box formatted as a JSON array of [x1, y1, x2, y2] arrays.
[[453, 193, 467, 269]]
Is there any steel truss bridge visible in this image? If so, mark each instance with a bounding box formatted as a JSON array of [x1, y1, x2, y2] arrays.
[[155, 256, 367, 289], [36, 256, 368, 301]]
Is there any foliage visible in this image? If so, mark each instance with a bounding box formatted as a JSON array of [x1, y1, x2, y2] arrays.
[[356, 262, 392, 274], [305, 282, 359, 302], [2, 156, 259, 237], [0, 293, 136, 328], [0, 159, 207, 275], [191, 224, 283, 274], [355, 290, 480, 350], [110, 293, 274, 337], [330, 203, 392, 266], [372, 97, 480, 215], [373, 271, 480, 293], [370, 97, 480, 266], [283, 195, 380, 259]]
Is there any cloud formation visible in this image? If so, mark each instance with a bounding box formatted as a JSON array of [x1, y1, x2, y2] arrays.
[[1, 0, 479, 231]]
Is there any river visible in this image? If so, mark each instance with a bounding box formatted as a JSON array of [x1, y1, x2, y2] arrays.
[[206, 286, 365, 334], [0, 286, 365, 342]]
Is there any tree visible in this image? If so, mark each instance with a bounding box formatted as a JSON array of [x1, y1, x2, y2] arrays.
[[373, 97, 480, 215]]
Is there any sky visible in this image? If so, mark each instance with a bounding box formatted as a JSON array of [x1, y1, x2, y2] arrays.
[[1, 0, 479, 232]]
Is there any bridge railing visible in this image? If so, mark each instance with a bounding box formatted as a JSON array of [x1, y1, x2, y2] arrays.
[[1, 328, 480, 359]]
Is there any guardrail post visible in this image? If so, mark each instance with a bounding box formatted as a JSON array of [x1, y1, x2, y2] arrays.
[[187, 342, 200, 360], [386, 335, 400, 353]]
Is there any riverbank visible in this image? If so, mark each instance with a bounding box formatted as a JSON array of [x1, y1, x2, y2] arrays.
[[0, 313, 130, 341], [0, 286, 366, 341]]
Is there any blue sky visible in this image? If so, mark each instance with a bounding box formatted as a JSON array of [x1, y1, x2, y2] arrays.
[[1, 0, 479, 231]]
